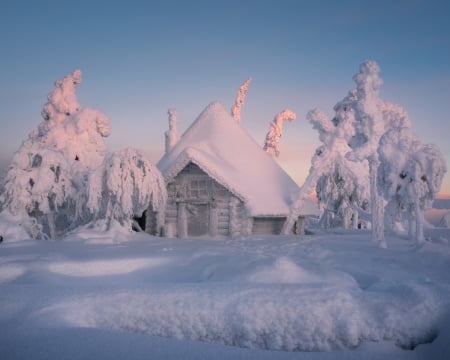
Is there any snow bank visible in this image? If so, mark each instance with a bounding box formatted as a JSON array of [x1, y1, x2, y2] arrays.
[[41, 279, 442, 352]]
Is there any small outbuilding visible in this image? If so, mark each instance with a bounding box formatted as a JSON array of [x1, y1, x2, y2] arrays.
[[157, 102, 318, 238]]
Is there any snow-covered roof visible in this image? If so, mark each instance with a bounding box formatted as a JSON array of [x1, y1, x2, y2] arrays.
[[157, 101, 318, 217]]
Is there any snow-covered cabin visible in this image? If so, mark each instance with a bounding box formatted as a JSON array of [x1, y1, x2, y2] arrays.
[[157, 102, 318, 238]]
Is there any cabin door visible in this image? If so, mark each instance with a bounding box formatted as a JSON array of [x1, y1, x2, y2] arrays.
[[187, 203, 209, 236]]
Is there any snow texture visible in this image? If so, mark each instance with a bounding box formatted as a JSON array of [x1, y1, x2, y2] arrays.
[[263, 109, 296, 157], [1, 229, 450, 359], [158, 101, 318, 217]]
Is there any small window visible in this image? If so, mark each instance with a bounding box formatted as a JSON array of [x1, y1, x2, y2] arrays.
[[189, 178, 209, 198]]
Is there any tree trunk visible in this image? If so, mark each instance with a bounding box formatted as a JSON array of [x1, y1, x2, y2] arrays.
[[415, 199, 425, 244], [352, 202, 359, 229], [369, 157, 386, 248], [408, 205, 416, 240], [46, 212, 56, 239], [282, 171, 318, 234]]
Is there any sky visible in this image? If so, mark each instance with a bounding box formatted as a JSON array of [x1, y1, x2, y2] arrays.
[[0, 0, 449, 194]]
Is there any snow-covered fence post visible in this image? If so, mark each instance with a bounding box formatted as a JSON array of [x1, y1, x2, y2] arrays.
[[231, 78, 251, 124]]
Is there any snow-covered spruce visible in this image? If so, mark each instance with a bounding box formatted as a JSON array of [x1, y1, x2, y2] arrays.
[[0, 70, 110, 238]]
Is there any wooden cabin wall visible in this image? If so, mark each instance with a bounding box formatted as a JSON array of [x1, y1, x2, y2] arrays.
[[251, 217, 286, 235], [163, 163, 247, 238]]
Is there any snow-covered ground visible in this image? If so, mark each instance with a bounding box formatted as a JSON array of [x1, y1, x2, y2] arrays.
[[1, 228, 450, 359]]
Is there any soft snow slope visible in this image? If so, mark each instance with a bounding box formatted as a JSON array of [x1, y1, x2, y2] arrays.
[[1, 231, 450, 359]]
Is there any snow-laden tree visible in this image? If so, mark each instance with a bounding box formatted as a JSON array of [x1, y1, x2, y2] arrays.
[[345, 60, 387, 247], [80, 148, 167, 233], [378, 127, 447, 243], [308, 107, 369, 229], [231, 78, 251, 124], [41, 69, 82, 124], [0, 70, 110, 238], [281, 100, 369, 234], [165, 108, 180, 154], [263, 109, 296, 157]]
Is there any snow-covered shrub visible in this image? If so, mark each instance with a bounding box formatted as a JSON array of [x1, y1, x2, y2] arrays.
[[80, 148, 167, 232], [263, 109, 296, 157]]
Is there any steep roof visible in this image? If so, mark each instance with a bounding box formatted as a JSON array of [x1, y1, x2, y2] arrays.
[[157, 102, 318, 217]]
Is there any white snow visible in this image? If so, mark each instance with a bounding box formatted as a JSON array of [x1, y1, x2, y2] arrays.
[[1, 227, 450, 359]]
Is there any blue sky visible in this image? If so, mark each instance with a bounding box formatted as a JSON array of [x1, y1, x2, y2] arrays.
[[1, 0, 449, 193]]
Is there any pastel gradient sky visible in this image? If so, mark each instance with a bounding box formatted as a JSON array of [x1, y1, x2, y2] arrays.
[[1, 0, 449, 194]]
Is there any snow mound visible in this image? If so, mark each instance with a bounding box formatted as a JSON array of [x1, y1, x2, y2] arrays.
[[48, 258, 170, 277], [41, 281, 440, 352], [247, 257, 357, 287]]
